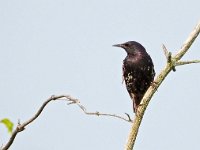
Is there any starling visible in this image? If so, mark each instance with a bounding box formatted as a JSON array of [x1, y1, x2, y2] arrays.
[[113, 41, 155, 113]]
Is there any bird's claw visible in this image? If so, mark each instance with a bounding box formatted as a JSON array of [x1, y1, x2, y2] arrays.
[[151, 81, 158, 89]]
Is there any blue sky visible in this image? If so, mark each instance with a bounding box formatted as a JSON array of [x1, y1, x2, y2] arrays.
[[0, 0, 200, 149]]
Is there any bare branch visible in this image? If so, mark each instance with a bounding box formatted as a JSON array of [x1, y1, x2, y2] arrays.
[[1, 95, 132, 150], [174, 21, 200, 61], [175, 60, 200, 66], [162, 44, 169, 60], [125, 21, 200, 150], [64, 96, 133, 122], [1, 95, 57, 150], [162, 45, 176, 71]]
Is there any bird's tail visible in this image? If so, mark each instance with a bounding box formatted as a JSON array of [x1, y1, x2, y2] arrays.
[[131, 94, 143, 113]]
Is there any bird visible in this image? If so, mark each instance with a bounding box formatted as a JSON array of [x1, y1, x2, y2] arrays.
[[113, 41, 155, 113]]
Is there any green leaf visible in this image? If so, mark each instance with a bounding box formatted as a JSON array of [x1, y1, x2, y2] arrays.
[[0, 118, 14, 134]]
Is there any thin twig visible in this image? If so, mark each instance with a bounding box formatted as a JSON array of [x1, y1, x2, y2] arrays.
[[162, 44, 169, 60], [175, 60, 200, 66], [64, 96, 133, 122], [175, 20, 200, 61], [162, 45, 176, 71], [125, 21, 200, 150], [1, 95, 132, 150]]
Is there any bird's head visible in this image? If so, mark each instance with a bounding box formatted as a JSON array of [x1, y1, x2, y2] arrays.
[[113, 41, 146, 55]]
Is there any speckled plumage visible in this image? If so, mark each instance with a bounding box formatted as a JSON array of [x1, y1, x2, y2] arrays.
[[113, 41, 155, 113]]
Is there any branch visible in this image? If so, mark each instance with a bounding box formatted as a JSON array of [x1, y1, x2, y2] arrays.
[[175, 20, 200, 61], [162, 44, 170, 61], [125, 21, 200, 150], [64, 96, 133, 123], [162, 44, 176, 71], [1, 95, 57, 150], [175, 60, 200, 66], [1, 95, 132, 150]]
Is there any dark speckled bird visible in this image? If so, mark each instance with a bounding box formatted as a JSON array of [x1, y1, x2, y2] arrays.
[[113, 41, 155, 113]]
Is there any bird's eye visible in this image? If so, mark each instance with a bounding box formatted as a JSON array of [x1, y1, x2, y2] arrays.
[[124, 43, 129, 47]]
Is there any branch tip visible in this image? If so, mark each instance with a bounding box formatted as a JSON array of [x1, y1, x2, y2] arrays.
[[125, 113, 132, 122], [162, 45, 176, 71], [175, 60, 200, 66], [162, 44, 169, 59]]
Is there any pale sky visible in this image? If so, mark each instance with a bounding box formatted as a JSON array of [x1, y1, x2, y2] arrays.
[[0, 0, 200, 150]]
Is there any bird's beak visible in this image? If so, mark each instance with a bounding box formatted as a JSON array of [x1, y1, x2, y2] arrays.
[[112, 44, 124, 48]]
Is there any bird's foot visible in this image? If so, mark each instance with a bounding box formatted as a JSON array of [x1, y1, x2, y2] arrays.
[[135, 104, 144, 117], [151, 81, 158, 90]]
